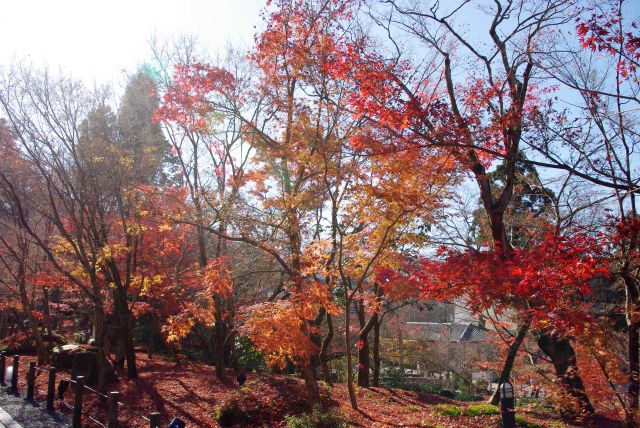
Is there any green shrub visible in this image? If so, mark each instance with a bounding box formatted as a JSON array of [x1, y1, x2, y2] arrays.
[[436, 404, 499, 417], [214, 400, 256, 427], [462, 404, 499, 417], [236, 335, 268, 373], [452, 373, 479, 402], [285, 406, 346, 428], [515, 416, 542, 428], [435, 405, 463, 417], [380, 365, 408, 389], [417, 383, 444, 395]]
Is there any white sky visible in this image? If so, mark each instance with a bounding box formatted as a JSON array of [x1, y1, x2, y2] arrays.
[[0, 0, 264, 84]]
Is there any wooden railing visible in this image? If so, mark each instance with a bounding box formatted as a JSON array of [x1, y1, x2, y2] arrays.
[[0, 351, 179, 428]]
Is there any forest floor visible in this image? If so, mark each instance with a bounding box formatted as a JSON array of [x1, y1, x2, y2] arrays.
[[16, 353, 621, 427]]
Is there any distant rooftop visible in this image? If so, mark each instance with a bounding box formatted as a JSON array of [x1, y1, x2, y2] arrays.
[[405, 322, 490, 342]]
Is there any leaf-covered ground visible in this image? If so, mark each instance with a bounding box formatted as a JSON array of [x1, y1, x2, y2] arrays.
[[17, 353, 620, 427]]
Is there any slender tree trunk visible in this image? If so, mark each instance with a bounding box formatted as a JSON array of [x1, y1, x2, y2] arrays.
[[345, 299, 358, 409], [147, 314, 155, 360], [310, 309, 326, 378], [321, 312, 334, 385], [356, 302, 370, 387], [113, 287, 137, 378], [226, 330, 237, 370], [625, 270, 640, 424], [114, 333, 125, 368], [398, 329, 404, 370], [124, 311, 137, 378], [357, 334, 370, 387], [538, 332, 594, 416], [287, 203, 320, 403], [42, 287, 53, 336], [300, 321, 320, 403], [113, 294, 126, 369], [372, 315, 381, 387], [94, 304, 110, 391], [17, 267, 48, 364], [488, 318, 531, 405], [25, 303, 48, 364], [214, 298, 227, 381], [0, 311, 7, 339], [629, 320, 639, 423]]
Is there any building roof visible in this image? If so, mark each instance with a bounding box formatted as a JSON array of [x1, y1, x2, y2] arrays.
[[405, 322, 489, 342]]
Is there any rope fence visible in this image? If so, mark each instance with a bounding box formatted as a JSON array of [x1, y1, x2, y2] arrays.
[[0, 352, 180, 428]]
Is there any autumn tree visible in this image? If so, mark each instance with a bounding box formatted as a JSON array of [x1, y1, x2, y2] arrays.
[[153, 43, 259, 379], [528, 0, 640, 421], [155, 0, 378, 403], [0, 119, 50, 364], [0, 65, 190, 386], [328, 0, 598, 409]]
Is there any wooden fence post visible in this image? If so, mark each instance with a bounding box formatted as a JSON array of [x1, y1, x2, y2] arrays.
[[46, 367, 56, 411], [108, 391, 119, 428], [149, 412, 161, 428], [10, 355, 19, 391], [0, 351, 5, 385], [27, 361, 36, 400], [72, 376, 85, 428]]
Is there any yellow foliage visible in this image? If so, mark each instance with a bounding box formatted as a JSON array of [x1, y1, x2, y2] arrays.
[[163, 315, 195, 344]]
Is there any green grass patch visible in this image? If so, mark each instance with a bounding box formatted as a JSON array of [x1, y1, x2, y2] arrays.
[[404, 404, 421, 412], [435, 404, 499, 417], [435, 405, 463, 417], [515, 416, 542, 428], [463, 404, 500, 416]]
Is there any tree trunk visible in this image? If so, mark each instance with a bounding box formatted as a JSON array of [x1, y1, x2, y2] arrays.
[[124, 315, 137, 378], [113, 287, 137, 378], [372, 315, 381, 387], [214, 298, 227, 381], [17, 269, 48, 364], [537, 332, 594, 416], [94, 305, 111, 391], [629, 319, 639, 424], [300, 321, 320, 403], [0, 311, 7, 339], [357, 334, 370, 387], [625, 270, 640, 425], [310, 309, 326, 378], [42, 287, 53, 336], [320, 312, 334, 385], [488, 318, 531, 405], [113, 297, 126, 369], [356, 302, 370, 387], [28, 311, 48, 365], [226, 328, 237, 370], [345, 299, 358, 409], [147, 314, 155, 360], [398, 329, 404, 370]]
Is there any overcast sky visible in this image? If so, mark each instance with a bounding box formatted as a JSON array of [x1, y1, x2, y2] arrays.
[[1, 0, 638, 88], [0, 0, 264, 84]]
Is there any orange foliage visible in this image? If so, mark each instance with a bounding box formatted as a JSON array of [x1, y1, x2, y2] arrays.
[[241, 280, 339, 369]]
